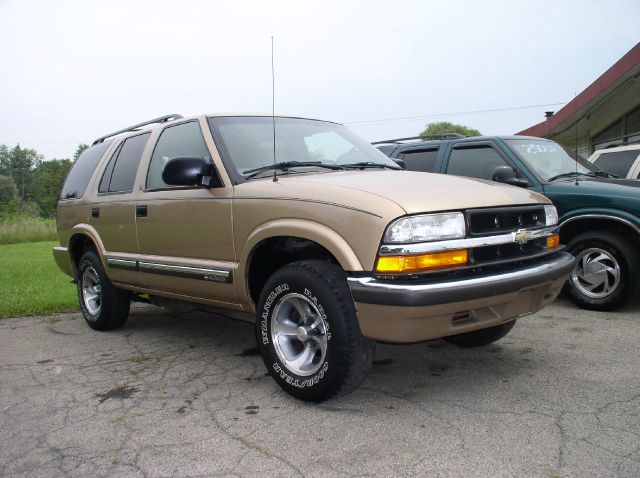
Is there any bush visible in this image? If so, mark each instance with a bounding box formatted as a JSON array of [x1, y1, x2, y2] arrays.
[[0, 216, 57, 244]]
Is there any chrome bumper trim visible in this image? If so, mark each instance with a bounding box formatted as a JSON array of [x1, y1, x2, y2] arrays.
[[379, 226, 557, 256], [348, 251, 575, 307]]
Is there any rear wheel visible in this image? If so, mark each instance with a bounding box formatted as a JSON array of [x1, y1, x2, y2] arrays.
[[77, 250, 130, 330], [563, 231, 639, 311], [256, 260, 374, 402], [444, 320, 516, 348]]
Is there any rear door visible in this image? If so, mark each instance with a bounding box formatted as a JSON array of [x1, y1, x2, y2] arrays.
[[91, 132, 151, 287]]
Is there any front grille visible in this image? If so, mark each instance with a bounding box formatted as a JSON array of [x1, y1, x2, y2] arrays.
[[471, 238, 548, 264], [467, 205, 545, 236]]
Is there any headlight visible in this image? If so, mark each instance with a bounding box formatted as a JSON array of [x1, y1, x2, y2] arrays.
[[384, 212, 466, 243], [544, 205, 558, 226]]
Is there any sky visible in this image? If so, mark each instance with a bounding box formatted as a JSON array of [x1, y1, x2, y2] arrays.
[[0, 0, 638, 160]]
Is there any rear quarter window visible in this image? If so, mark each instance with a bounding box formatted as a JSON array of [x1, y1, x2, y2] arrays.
[[59, 141, 112, 199], [593, 150, 640, 178]]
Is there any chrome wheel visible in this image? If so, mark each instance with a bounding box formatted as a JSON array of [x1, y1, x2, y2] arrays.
[[271, 293, 328, 376], [571, 247, 620, 299], [81, 266, 102, 316]]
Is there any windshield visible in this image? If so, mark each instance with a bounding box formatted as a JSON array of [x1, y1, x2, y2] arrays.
[[208, 116, 399, 179], [506, 139, 599, 181]]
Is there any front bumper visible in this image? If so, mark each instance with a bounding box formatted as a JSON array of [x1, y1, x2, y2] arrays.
[[347, 251, 575, 343]]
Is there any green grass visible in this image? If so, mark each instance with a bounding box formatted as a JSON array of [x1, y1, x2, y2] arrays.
[[0, 217, 57, 244], [0, 241, 77, 319]]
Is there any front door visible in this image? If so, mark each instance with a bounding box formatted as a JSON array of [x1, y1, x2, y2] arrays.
[[134, 119, 237, 306]]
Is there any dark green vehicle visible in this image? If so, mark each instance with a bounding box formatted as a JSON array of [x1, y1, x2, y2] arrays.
[[377, 135, 640, 311]]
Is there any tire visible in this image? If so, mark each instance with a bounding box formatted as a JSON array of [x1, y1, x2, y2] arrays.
[[444, 320, 516, 348], [77, 250, 130, 331], [563, 231, 639, 311], [255, 260, 375, 402]]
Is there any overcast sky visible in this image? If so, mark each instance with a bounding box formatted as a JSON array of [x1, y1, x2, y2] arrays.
[[0, 0, 638, 160]]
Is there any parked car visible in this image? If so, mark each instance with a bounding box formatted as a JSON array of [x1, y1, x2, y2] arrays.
[[53, 115, 574, 401], [587, 143, 640, 179], [377, 135, 640, 311]]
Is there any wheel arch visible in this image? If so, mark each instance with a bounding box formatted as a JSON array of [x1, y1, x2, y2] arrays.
[[239, 220, 365, 307], [67, 224, 106, 277], [559, 214, 640, 250]]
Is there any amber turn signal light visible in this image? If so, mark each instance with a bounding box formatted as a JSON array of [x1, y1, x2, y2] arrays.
[[376, 249, 468, 273], [546, 234, 560, 249]]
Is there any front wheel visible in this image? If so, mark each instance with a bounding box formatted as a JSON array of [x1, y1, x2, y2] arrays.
[[563, 231, 639, 311], [77, 250, 130, 331], [256, 261, 374, 402], [444, 320, 516, 348]]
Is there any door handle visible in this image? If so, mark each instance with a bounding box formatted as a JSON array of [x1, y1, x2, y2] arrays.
[[136, 205, 147, 217], [91, 207, 99, 218]]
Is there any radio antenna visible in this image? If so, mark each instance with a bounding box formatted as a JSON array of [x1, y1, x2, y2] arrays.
[[271, 36, 278, 182], [574, 91, 579, 185]]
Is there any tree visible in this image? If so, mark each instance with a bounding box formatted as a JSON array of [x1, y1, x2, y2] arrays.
[[32, 159, 72, 217], [419, 121, 481, 139], [0, 145, 42, 214], [0, 175, 17, 203], [73, 143, 89, 162]]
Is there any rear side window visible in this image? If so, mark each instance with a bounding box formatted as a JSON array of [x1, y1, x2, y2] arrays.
[[59, 141, 111, 199], [99, 133, 150, 193], [400, 149, 439, 172], [446, 146, 508, 180], [593, 150, 640, 178]]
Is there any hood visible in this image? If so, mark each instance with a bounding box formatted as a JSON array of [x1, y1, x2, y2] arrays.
[[543, 177, 640, 216], [236, 170, 550, 216]]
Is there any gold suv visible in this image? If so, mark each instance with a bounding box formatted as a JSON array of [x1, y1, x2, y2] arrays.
[[53, 114, 574, 401]]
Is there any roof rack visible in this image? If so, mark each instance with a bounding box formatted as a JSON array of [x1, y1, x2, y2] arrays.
[[91, 114, 184, 145], [371, 133, 465, 145]]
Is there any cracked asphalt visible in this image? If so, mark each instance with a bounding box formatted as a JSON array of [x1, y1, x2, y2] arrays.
[[1, 298, 639, 478]]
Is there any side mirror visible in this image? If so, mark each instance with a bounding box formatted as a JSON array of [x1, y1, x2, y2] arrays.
[[492, 165, 529, 187], [162, 157, 223, 188]]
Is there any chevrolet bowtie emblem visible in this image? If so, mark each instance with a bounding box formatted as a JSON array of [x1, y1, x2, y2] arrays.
[[514, 229, 533, 244]]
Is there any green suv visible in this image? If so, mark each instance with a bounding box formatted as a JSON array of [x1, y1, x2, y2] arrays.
[[378, 135, 640, 311]]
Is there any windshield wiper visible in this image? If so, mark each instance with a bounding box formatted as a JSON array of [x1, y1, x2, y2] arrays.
[[586, 170, 617, 178], [546, 171, 588, 182], [243, 161, 345, 179], [341, 161, 402, 170], [547, 170, 617, 182]]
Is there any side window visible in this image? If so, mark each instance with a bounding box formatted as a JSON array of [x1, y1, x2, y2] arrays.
[[446, 146, 508, 180], [593, 150, 640, 178], [59, 141, 112, 199], [99, 133, 150, 194], [147, 121, 211, 190], [401, 149, 439, 172]]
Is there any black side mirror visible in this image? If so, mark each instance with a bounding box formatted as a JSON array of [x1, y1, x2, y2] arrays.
[[492, 165, 529, 187], [162, 157, 223, 188]]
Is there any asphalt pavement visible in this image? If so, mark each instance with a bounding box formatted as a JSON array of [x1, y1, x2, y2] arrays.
[[1, 298, 639, 477]]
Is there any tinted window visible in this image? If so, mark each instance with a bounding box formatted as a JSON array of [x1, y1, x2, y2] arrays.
[[59, 141, 111, 199], [147, 121, 211, 189], [100, 133, 150, 193], [446, 146, 508, 180], [593, 150, 640, 178], [98, 143, 121, 193], [401, 149, 439, 172], [376, 145, 396, 157]]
